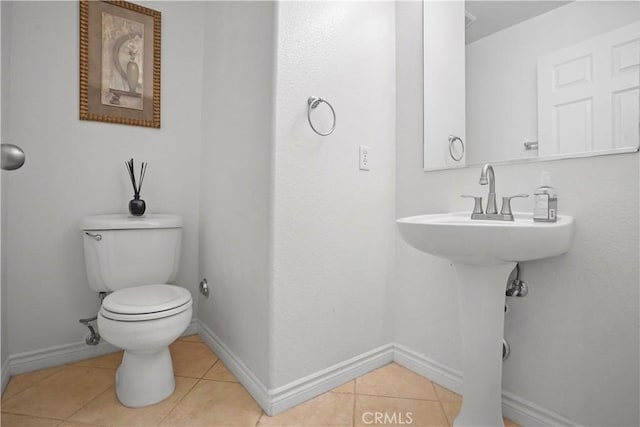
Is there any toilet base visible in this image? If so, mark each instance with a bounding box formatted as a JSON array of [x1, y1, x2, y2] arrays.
[[115, 347, 176, 408]]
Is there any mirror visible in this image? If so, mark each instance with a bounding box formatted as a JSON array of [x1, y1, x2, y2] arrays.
[[423, 1, 640, 171]]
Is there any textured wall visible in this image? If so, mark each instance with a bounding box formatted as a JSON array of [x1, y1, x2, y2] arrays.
[[2, 1, 205, 356], [271, 1, 396, 387], [197, 1, 275, 386], [395, 2, 639, 425], [0, 0, 8, 374]]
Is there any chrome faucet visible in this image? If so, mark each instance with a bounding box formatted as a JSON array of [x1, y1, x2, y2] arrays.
[[479, 163, 497, 214], [461, 164, 529, 221]]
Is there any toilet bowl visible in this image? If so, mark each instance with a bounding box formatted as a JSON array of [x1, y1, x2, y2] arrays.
[[98, 284, 192, 407], [81, 214, 191, 408]]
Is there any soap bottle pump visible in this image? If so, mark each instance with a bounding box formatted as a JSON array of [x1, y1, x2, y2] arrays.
[[533, 171, 557, 222]]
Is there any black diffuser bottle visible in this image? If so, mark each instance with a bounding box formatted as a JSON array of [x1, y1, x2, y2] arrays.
[[125, 158, 148, 217]]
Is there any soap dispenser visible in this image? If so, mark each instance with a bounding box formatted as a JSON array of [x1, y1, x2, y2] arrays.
[[533, 171, 557, 222]]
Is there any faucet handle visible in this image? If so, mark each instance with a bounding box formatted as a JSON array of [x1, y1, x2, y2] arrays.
[[500, 194, 529, 215], [461, 195, 484, 214]]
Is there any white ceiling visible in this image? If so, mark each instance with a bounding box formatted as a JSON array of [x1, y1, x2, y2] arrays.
[[465, 1, 572, 44]]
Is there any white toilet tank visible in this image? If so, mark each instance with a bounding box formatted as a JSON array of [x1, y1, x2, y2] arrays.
[[80, 214, 182, 292]]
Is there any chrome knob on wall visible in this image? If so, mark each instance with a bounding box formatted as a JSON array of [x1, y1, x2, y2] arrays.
[[1, 143, 26, 171]]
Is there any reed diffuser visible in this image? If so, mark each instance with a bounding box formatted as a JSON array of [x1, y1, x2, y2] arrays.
[[125, 158, 148, 216]]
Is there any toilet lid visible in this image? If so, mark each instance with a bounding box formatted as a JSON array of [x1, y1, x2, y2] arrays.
[[101, 284, 192, 320]]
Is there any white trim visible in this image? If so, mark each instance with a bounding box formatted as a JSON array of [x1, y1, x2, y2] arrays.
[[7, 318, 198, 376], [268, 343, 393, 415], [196, 319, 393, 416], [393, 344, 581, 427], [196, 319, 272, 412], [502, 390, 583, 427], [9, 340, 120, 376], [1, 357, 10, 395], [393, 343, 462, 393], [3, 320, 582, 426]]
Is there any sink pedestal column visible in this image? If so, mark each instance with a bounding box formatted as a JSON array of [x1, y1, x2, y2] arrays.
[[452, 261, 516, 427]]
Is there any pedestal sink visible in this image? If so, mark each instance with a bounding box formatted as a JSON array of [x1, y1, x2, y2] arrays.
[[397, 212, 574, 427]]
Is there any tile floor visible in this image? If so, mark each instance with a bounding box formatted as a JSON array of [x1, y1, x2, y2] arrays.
[[1, 335, 519, 427]]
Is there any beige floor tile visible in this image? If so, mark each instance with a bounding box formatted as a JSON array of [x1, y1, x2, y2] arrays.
[[178, 334, 202, 343], [169, 341, 218, 378], [355, 395, 448, 427], [356, 363, 438, 401], [159, 380, 262, 427], [432, 383, 461, 404], [440, 401, 461, 425], [258, 392, 353, 427], [57, 422, 105, 427], [0, 413, 60, 427], [1, 366, 113, 420], [504, 417, 520, 427], [68, 376, 197, 427], [203, 360, 238, 383], [331, 380, 355, 394], [440, 401, 520, 427], [72, 352, 123, 370], [2, 366, 64, 400]]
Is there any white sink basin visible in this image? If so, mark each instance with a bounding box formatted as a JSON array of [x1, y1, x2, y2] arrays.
[[397, 211, 574, 265], [396, 211, 575, 426]]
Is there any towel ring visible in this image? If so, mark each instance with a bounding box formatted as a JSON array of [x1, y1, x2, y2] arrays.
[[307, 96, 336, 136], [448, 135, 464, 161]]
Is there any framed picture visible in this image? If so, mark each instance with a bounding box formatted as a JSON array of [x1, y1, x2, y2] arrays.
[[79, 0, 161, 128]]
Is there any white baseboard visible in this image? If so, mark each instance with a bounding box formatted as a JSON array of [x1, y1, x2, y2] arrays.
[[3, 319, 580, 426], [196, 320, 393, 416], [393, 344, 581, 427], [1, 357, 10, 395], [6, 318, 198, 376], [393, 343, 463, 393], [268, 343, 393, 415], [196, 320, 271, 412], [9, 340, 121, 376]]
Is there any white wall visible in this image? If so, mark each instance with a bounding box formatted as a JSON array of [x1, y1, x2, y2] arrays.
[[466, 1, 640, 164], [0, 0, 8, 381], [396, 2, 639, 426], [2, 1, 204, 356], [271, 1, 396, 387], [197, 1, 275, 386]]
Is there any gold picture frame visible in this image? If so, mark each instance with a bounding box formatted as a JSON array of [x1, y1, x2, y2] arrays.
[[79, 0, 161, 128]]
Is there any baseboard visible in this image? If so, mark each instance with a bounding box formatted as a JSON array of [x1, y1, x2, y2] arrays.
[[196, 320, 271, 412], [393, 343, 463, 394], [268, 343, 393, 415], [8, 340, 120, 375], [196, 320, 393, 416], [393, 344, 581, 427], [7, 318, 198, 376], [1, 357, 10, 395], [502, 390, 582, 427]]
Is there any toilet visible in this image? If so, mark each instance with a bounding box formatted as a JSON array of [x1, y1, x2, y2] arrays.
[[80, 214, 192, 408]]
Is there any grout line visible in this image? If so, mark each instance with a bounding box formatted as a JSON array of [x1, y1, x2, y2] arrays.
[[255, 410, 265, 427], [156, 377, 201, 426], [432, 381, 453, 425], [354, 391, 441, 402], [1, 365, 70, 405], [0, 411, 66, 422], [352, 388, 357, 427], [63, 382, 112, 425]]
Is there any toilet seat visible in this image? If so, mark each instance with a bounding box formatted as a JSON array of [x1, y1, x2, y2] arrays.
[[100, 284, 192, 322]]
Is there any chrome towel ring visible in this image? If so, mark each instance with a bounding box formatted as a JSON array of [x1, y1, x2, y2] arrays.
[[307, 96, 336, 136], [448, 135, 464, 161]]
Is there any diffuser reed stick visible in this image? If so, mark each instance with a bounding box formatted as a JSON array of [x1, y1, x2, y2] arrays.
[[125, 158, 147, 198]]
